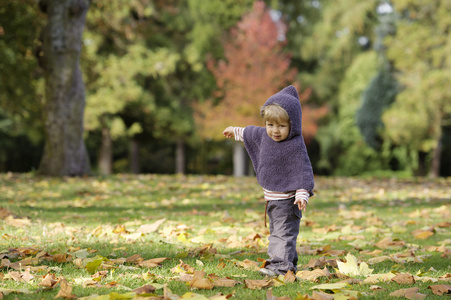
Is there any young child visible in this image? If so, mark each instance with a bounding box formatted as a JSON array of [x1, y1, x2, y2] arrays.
[[223, 85, 314, 276]]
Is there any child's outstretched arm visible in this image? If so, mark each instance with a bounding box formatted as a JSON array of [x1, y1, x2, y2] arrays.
[[223, 126, 235, 139], [294, 189, 309, 212]]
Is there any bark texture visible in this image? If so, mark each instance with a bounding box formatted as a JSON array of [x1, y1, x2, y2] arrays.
[[38, 0, 91, 176]]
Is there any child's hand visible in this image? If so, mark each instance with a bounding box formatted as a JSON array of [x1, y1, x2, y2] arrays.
[[223, 126, 235, 139], [294, 198, 308, 212]]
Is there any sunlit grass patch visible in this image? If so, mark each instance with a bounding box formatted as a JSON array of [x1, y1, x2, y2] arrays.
[[0, 174, 450, 299]]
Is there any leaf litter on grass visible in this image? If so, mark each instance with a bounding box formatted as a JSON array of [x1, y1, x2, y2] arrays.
[[0, 174, 450, 299]]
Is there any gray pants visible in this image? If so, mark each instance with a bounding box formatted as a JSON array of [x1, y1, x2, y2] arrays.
[[265, 198, 301, 275]]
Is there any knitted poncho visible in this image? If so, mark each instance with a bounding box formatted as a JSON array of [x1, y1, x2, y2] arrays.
[[243, 85, 314, 196]]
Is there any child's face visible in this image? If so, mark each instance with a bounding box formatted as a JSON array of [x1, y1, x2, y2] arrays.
[[265, 120, 290, 142]]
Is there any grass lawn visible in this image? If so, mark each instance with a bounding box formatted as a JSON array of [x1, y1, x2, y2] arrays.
[[0, 173, 450, 299]]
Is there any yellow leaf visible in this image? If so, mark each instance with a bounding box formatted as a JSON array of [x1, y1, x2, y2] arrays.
[[336, 253, 373, 276]]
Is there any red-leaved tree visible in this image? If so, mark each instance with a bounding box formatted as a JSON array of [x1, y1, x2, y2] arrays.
[[195, 0, 326, 174]]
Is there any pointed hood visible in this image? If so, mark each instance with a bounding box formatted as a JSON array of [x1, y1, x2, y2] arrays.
[[262, 85, 302, 140]]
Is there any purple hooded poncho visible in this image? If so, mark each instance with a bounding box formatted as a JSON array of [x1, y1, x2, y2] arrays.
[[243, 85, 314, 196]]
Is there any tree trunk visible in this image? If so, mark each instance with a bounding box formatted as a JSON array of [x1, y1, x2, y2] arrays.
[[175, 138, 185, 174], [98, 127, 112, 175], [233, 143, 246, 177], [38, 0, 91, 176], [430, 138, 442, 178], [414, 151, 428, 177], [130, 138, 140, 174]]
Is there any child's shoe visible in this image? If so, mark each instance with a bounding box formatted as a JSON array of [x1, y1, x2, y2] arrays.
[[258, 268, 277, 277]]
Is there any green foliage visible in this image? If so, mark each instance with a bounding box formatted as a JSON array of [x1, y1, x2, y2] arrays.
[[356, 65, 398, 150], [318, 51, 383, 175], [383, 0, 451, 157], [0, 1, 44, 139]]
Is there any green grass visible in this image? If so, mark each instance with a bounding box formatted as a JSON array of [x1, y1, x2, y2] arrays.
[[0, 173, 450, 299]]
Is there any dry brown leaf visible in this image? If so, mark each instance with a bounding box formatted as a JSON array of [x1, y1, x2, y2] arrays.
[[7, 269, 34, 282], [55, 278, 76, 299], [0, 207, 14, 219], [266, 288, 291, 300], [5, 215, 31, 228], [428, 284, 451, 295], [236, 259, 260, 271], [244, 279, 273, 290], [392, 274, 415, 284], [311, 291, 334, 300], [137, 219, 166, 233], [439, 273, 451, 282], [139, 257, 168, 268], [296, 268, 331, 282], [53, 253, 71, 263], [38, 273, 58, 288], [82, 279, 101, 288], [133, 284, 157, 295], [125, 254, 143, 264], [388, 287, 426, 299], [412, 231, 434, 240], [303, 257, 337, 269], [189, 270, 214, 290], [209, 275, 240, 287], [363, 272, 397, 284], [171, 260, 195, 274], [284, 270, 296, 283], [375, 237, 405, 249], [367, 256, 391, 264], [338, 278, 363, 285]]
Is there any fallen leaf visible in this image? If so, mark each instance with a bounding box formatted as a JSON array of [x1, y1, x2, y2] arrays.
[[139, 257, 169, 268], [132, 284, 156, 295], [244, 279, 273, 290], [284, 270, 296, 283], [38, 273, 58, 288], [363, 272, 397, 284], [208, 275, 240, 287], [375, 237, 405, 250], [55, 278, 76, 299], [296, 268, 331, 282], [310, 282, 350, 291], [137, 219, 166, 233], [189, 271, 214, 290], [125, 254, 143, 264], [412, 230, 434, 240], [5, 215, 31, 228], [235, 259, 260, 271], [389, 287, 426, 299], [170, 260, 195, 274], [336, 253, 373, 276], [428, 284, 451, 295], [311, 291, 334, 300], [266, 288, 291, 300], [85, 256, 107, 274], [392, 273, 415, 284]]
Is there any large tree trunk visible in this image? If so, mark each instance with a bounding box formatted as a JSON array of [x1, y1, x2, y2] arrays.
[[98, 127, 112, 175], [38, 0, 91, 176], [175, 138, 185, 174], [430, 138, 442, 178]]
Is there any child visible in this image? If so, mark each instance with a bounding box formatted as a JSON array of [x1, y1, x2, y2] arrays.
[[223, 85, 314, 276]]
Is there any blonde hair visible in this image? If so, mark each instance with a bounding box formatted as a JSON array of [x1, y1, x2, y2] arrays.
[[260, 104, 290, 124]]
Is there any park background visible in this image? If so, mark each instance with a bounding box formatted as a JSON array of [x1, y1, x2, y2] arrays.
[[1, 1, 451, 299], [1, 0, 450, 177]]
